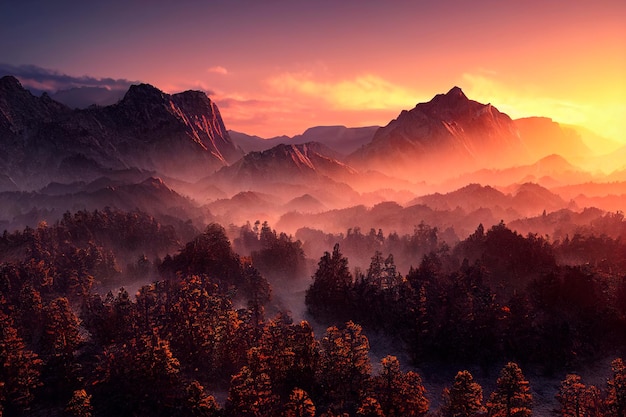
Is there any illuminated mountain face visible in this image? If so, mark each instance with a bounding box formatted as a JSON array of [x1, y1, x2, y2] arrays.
[[348, 87, 529, 182]]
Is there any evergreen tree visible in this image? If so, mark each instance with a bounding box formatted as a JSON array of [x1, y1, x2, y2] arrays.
[[0, 311, 42, 415], [305, 244, 353, 321], [371, 355, 429, 417], [225, 365, 279, 417], [440, 370, 485, 417], [607, 358, 626, 417], [487, 362, 532, 417], [182, 380, 220, 417], [556, 374, 601, 417], [317, 322, 372, 414], [41, 297, 82, 356]]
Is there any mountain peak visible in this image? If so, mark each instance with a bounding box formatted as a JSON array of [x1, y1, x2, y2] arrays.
[[446, 86, 466, 98], [429, 86, 469, 107], [121, 83, 166, 104], [0, 75, 25, 92], [349, 85, 528, 180]]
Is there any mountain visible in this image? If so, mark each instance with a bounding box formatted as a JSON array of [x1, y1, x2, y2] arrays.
[[228, 131, 290, 153], [441, 154, 594, 190], [409, 182, 569, 218], [206, 190, 281, 225], [410, 183, 511, 212], [564, 124, 623, 155], [0, 176, 207, 231], [0, 76, 243, 189], [509, 182, 569, 215], [229, 125, 378, 155], [514, 117, 592, 160], [210, 141, 361, 208], [283, 194, 328, 214], [593, 145, 626, 176], [213, 142, 357, 185], [348, 87, 529, 182]]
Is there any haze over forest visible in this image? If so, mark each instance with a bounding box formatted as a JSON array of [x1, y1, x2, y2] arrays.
[[1, 1, 625, 416]]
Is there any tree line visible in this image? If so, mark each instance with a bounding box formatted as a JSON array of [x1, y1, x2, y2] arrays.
[[306, 222, 626, 372], [1, 209, 625, 415]]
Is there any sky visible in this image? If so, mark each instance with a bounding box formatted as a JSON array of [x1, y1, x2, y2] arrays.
[[1, 0, 625, 146]]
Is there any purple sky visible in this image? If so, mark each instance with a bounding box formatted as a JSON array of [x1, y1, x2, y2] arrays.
[[1, 0, 625, 146]]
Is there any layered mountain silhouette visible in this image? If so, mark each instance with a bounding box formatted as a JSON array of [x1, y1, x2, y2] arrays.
[[441, 154, 594, 190], [230, 125, 378, 155], [410, 182, 568, 217], [1, 76, 622, 233], [0, 176, 207, 231], [0, 76, 243, 190], [348, 86, 529, 181]]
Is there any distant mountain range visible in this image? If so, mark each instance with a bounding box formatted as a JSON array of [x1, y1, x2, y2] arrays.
[[1, 75, 624, 233], [229, 125, 379, 155]]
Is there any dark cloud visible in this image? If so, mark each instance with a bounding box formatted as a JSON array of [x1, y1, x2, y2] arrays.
[[0, 63, 137, 95]]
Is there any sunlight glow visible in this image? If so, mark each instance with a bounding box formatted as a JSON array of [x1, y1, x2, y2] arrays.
[[462, 72, 626, 151], [267, 72, 419, 111]]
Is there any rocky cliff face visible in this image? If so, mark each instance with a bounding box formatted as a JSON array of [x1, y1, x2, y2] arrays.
[[349, 87, 529, 181], [0, 76, 243, 190]]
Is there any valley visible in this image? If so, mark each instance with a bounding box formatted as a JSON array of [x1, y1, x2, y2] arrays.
[[0, 76, 625, 416]]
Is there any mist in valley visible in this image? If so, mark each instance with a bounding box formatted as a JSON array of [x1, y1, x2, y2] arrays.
[[1, 76, 625, 416]]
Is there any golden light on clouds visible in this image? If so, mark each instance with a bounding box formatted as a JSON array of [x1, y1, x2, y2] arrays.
[[207, 66, 229, 75], [267, 72, 419, 111]]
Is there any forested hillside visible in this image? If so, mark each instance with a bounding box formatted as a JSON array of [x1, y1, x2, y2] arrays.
[[1, 208, 625, 416]]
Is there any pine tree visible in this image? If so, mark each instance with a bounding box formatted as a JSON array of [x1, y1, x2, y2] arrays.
[[0, 312, 42, 415], [41, 297, 82, 356], [607, 358, 626, 417], [183, 380, 220, 417], [440, 370, 485, 417], [556, 374, 601, 417], [225, 365, 279, 417], [317, 322, 372, 414], [305, 244, 353, 321], [487, 362, 532, 417], [371, 355, 429, 417]]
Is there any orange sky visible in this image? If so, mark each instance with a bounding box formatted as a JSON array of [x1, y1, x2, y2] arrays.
[[1, 1, 625, 148]]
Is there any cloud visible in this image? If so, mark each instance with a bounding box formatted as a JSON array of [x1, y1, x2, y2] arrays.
[[207, 66, 228, 75], [0, 63, 137, 94], [267, 72, 419, 111]]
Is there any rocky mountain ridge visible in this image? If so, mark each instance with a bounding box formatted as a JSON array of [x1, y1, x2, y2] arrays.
[[0, 76, 243, 190], [1, 77, 621, 232], [348, 86, 529, 181]]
